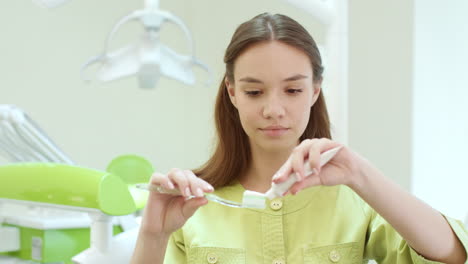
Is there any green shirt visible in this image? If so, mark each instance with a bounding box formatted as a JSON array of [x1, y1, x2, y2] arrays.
[[164, 182, 468, 263]]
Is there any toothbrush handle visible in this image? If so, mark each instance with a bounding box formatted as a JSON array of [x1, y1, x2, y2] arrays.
[[135, 183, 183, 196]]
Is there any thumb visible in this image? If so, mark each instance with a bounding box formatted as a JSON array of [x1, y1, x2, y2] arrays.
[[181, 197, 208, 219]]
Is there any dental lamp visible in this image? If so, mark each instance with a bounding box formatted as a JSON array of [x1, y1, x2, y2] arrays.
[[31, 0, 212, 89], [81, 0, 212, 89]]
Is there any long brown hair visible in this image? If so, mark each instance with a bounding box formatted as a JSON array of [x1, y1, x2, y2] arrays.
[[194, 13, 331, 188]]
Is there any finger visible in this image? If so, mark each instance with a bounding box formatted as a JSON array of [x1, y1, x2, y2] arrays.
[[310, 138, 342, 173], [289, 139, 316, 181], [181, 197, 208, 219], [194, 175, 215, 193], [185, 170, 206, 198], [307, 144, 321, 175], [150, 172, 175, 190], [289, 175, 322, 195], [168, 169, 191, 197], [273, 139, 340, 184], [291, 147, 307, 182], [185, 170, 214, 193]]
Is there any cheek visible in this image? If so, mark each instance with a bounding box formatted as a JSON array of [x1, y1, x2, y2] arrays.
[[236, 103, 258, 130], [293, 103, 312, 130]]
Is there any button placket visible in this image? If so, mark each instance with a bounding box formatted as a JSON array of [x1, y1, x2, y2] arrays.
[[263, 198, 285, 264]]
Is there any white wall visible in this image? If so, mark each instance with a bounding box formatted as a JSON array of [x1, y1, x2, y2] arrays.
[[348, 0, 414, 190], [412, 0, 468, 220]]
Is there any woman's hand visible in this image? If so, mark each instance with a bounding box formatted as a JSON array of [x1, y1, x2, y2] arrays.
[[139, 169, 214, 237], [272, 139, 467, 264], [272, 138, 365, 195]]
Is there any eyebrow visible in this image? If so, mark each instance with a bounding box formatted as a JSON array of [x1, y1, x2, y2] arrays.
[[238, 74, 308, 84]]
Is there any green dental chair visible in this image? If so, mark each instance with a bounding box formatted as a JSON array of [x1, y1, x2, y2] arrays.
[[0, 155, 153, 264]]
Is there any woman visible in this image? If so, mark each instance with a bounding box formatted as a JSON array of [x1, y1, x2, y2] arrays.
[[132, 13, 467, 263]]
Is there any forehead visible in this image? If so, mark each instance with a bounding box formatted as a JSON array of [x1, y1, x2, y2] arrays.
[[233, 41, 313, 82]]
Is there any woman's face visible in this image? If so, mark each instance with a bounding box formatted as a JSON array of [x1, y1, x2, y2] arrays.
[[226, 41, 321, 152]]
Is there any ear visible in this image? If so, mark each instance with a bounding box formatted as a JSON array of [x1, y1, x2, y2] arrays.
[[225, 77, 237, 108], [310, 80, 322, 107]]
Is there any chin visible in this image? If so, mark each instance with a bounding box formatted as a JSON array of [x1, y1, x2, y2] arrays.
[[257, 138, 297, 153]]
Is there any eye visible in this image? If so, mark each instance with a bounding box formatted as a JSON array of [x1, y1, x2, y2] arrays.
[[245, 90, 262, 96], [286, 88, 303, 94]]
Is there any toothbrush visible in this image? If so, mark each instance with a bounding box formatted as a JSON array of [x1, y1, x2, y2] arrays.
[[241, 146, 344, 208], [135, 183, 265, 209]]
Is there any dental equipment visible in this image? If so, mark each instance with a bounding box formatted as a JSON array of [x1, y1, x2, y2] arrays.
[[0, 105, 73, 164], [0, 105, 154, 263], [0, 164, 136, 263], [0, 154, 153, 264], [81, 0, 212, 89]]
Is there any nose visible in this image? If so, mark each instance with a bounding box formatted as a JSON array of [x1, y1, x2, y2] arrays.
[[262, 92, 285, 119]]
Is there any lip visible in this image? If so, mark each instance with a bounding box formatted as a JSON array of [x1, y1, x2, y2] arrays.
[[259, 126, 289, 137], [261, 125, 288, 130]]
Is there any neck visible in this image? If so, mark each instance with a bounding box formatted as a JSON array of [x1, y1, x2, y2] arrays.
[[240, 142, 295, 193]]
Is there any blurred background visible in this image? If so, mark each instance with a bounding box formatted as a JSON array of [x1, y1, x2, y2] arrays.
[[0, 0, 466, 221]]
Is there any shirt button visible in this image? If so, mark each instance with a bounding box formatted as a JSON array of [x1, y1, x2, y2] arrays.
[[329, 250, 341, 262], [270, 198, 283, 210], [207, 252, 218, 263], [272, 258, 285, 264]]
